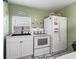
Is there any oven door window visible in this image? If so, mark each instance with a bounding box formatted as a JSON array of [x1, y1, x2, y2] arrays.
[[38, 38, 48, 45]]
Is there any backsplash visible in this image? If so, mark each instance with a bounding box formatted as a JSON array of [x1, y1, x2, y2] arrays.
[[31, 18, 44, 28], [13, 26, 31, 34], [32, 28, 45, 35]]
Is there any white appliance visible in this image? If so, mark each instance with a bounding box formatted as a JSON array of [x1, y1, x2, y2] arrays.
[[44, 16, 67, 53], [33, 35, 50, 56]]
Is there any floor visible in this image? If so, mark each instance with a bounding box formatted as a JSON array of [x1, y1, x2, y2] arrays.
[[17, 51, 70, 59]]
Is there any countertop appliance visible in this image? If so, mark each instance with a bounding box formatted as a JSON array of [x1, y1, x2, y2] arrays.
[[33, 34, 50, 57], [44, 16, 67, 54]]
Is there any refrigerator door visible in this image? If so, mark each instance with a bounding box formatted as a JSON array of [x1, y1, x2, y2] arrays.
[[44, 18, 53, 35], [59, 17, 67, 50], [51, 17, 61, 52], [50, 16, 67, 52]]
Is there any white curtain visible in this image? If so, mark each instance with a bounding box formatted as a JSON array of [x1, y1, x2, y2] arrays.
[[3, 1, 9, 36]]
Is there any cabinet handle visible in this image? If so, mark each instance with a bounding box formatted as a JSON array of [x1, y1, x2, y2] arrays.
[[20, 41, 23, 43]]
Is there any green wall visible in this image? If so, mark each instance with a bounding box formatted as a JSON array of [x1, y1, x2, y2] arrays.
[[8, 2, 76, 51], [59, 2, 76, 51], [8, 3, 49, 33]]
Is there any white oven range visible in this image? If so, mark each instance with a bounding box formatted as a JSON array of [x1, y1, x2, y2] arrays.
[[33, 35, 50, 49], [33, 34, 50, 57]]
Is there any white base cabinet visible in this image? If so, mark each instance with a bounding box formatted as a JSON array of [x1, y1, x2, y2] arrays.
[[6, 35, 33, 59]]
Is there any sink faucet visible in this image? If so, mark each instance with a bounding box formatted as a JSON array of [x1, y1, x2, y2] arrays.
[[21, 26, 24, 34]]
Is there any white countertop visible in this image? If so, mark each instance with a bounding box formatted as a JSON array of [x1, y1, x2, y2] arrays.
[[33, 34, 50, 37]]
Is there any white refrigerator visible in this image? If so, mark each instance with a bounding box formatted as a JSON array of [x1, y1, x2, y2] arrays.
[[44, 16, 67, 53]]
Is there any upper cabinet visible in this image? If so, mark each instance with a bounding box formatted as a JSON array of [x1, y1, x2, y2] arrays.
[[12, 16, 31, 26], [12, 16, 32, 34]]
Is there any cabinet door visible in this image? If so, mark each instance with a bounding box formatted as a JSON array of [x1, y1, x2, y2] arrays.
[[6, 37, 20, 59], [12, 16, 31, 26], [21, 36, 33, 56]]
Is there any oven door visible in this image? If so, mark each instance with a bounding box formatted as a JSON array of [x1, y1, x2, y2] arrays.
[[34, 36, 50, 49]]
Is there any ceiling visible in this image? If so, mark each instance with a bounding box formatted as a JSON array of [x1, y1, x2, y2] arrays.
[[8, 0, 76, 11]]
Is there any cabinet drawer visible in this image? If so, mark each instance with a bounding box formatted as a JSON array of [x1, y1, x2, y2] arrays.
[[34, 47, 50, 56]]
